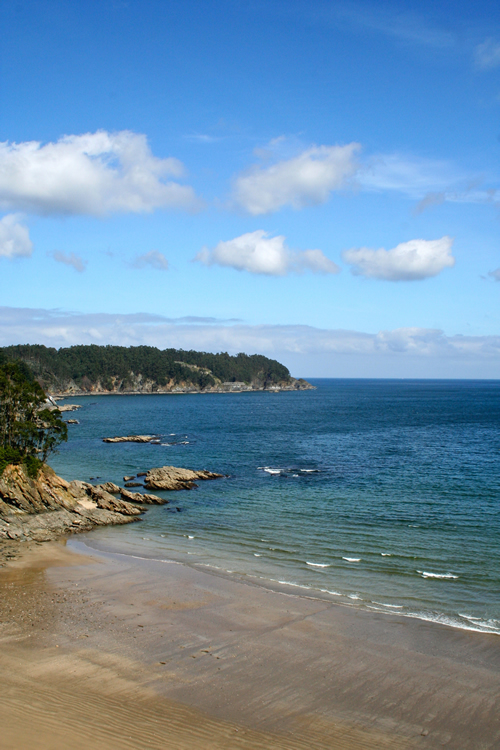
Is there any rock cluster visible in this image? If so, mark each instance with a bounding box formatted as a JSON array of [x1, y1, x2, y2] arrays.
[[144, 465, 224, 490], [0, 465, 141, 557], [0, 462, 224, 564]]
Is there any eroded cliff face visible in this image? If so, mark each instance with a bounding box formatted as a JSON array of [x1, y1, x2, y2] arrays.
[[45, 374, 314, 396]]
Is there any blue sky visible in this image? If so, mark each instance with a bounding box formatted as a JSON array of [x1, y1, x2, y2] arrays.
[[0, 0, 499, 376]]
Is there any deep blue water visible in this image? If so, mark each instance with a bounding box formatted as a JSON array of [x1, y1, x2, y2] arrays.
[[50, 379, 500, 634]]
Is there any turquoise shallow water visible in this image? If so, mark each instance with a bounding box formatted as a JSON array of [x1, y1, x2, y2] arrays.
[[50, 379, 500, 635]]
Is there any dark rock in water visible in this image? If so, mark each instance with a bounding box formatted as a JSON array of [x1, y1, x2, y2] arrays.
[[123, 475, 135, 482], [124, 482, 143, 488], [144, 465, 223, 491], [66, 419, 79, 424], [136, 472, 147, 477]]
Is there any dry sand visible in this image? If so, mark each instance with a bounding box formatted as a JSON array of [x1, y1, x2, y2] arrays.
[[0, 538, 499, 750]]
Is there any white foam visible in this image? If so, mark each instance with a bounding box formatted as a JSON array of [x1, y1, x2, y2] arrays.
[[187, 535, 195, 539], [373, 602, 403, 609], [417, 570, 459, 579], [348, 594, 361, 600], [263, 468, 282, 475], [254, 553, 261, 557], [306, 561, 331, 568], [381, 553, 392, 556], [343, 557, 361, 562], [319, 588, 341, 596], [459, 613, 481, 621]]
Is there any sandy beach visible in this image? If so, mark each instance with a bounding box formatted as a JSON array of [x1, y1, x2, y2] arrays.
[[0, 538, 498, 750]]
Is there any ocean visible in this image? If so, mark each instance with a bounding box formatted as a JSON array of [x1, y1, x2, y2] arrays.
[[50, 379, 500, 635]]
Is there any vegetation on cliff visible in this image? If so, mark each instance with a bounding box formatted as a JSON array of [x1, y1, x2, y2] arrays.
[[0, 357, 67, 476], [0, 344, 293, 393]]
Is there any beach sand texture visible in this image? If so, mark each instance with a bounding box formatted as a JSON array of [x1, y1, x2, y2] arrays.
[[1, 539, 499, 750]]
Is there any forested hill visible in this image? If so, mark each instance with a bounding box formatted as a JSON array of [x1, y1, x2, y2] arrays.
[[0, 345, 312, 394]]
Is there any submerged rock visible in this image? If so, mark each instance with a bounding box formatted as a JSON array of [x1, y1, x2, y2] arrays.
[[145, 465, 223, 491]]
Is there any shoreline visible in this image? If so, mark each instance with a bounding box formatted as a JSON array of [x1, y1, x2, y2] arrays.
[[1, 537, 499, 749], [78, 524, 500, 640], [51, 385, 315, 398]]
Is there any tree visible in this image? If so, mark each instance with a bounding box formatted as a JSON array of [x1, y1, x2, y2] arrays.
[[0, 361, 68, 473]]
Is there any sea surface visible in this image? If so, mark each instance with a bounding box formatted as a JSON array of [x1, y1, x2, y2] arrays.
[[50, 379, 500, 635]]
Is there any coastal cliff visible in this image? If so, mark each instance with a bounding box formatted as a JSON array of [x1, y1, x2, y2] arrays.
[[0, 344, 314, 396]]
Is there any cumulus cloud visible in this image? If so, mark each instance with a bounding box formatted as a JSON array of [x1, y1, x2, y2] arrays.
[[0, 130, 202, 216], [0, 214, 33, 259], [133, 250, 169, 271], [50, 250, 87, 272], [488, 268, 500, 281], [342, 236, 455, 281], [0, 307, 499, 378], [232, 143, 359, 215], [195, 231, 340, 276], [475, 38, 500, 69]]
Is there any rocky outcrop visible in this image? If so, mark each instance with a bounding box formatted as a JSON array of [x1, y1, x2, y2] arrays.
[[144, 465, 224, 491], [0, 461, 224, 565], [96, 482, 122, 494], [120, 489, 167, 505], [0, 465, 142, 559]]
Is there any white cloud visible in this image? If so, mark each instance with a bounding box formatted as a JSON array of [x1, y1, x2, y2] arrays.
[[0, 307, 499, 378], [195, 231, 340, 276], [133, 250, 169, 271], [475, 38, 500, 69], [342, 236, 455, 281], [358, 153, 461, 198], [232, 143, 359, 214], [51, 251, 87, 273], [488, 268, 500, 281], [0, 214, 33, 259], [0, 130, 202, 216]]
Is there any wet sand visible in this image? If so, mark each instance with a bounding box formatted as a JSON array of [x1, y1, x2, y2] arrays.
[[1, 538, 499, 750]]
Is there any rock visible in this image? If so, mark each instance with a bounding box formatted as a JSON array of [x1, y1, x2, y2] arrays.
[[103, 436, 157, 443], [66, 419, 80, 424], [124, 482, 143, 488], [96, 482, 121, 494], [123, 475, 135, 482], [0, 463, 145, 564], [88, 487, 141, 516], [137, 472, 147, 477], [120, 489, 167, 505], [55, 404, 82, 412], [144, 465, 223, 491]]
